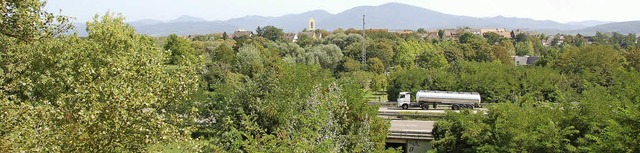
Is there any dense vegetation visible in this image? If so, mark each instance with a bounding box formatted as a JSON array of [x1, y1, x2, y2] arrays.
[[2, 1, 640, 152], [0, 1, 200, 152]]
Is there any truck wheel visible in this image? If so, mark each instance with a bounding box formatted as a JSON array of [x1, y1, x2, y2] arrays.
[[421, 104, 429, 110], [463, 104, 471, 109], [402, 104, 409, 110], [452, 104, 460, 110]]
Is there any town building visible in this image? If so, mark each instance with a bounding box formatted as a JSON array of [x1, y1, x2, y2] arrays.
[[441, 29, 463, 41], [232, 29, 253, 38], [513, 56, 540, 66], [283, 33, 298, 42]]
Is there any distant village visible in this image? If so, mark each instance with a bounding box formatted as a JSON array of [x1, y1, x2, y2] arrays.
[[188, 18, 635, 66]]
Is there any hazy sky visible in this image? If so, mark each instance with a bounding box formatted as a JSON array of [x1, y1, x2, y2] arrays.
[[44, 0, 639, 23]]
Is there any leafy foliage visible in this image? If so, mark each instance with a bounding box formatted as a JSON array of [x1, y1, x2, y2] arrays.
[[165, 34, 197, 65], [203, 64, 389, 152], [1, 13, 200, 152]]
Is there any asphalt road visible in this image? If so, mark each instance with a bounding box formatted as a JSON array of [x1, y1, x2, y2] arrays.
[[379, 106, 450, 113], [380, 105, 487, 112]]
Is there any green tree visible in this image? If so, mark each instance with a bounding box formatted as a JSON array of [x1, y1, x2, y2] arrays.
[[416, 49, 449, 70], [386, 67, 458, 101], [515, 33, 529, 42], [340, 71, 375, 90], [261, 25, 284, 41], [456, 62, 517, 102], [624, 48, 640, 71], [623, 33, 637, 49], [275, 42, 306, 63], [367, 57, 385, 74], [235, 44, 264, 77], [222, 32, 228, 40], [206, 64, 390, 152], [305, 44, 344, 70], [483, 32, 503, 44], [386, 68, 429, 101], [1, 12, 199, 152], [438, 30, 445, 39], [0, 0, 72, 42], [325, 33, 363, 50], [210, 43, 235, 64], [296, 34, 315, 47], [515, 41, 535, 56], [594, 31, 610, 45], [339, 58, 363, 72], [554, 45, 625, 87], [459, 32, 482, 44], [367, 38, 395, 67], [417, 28, 427, 33], [440, 41, 465, 63], [491, 44, 514, 65], [394, 41, 417, 68], [165, 34, 197, 65], [255, 26, 263, 36]]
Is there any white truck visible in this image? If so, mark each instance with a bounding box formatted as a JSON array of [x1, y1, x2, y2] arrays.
[[397, 90, 481, 110]]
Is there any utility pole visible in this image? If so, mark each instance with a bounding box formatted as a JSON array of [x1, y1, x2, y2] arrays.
[[362, 15, 366, 64]]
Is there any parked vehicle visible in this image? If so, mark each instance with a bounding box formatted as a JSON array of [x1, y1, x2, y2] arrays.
[[397, 90, 481, 110]]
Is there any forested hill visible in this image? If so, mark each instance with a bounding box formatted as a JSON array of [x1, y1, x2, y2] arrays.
[[573, 21, 640, 35]]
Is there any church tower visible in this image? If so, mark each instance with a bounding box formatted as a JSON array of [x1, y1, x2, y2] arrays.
[[308, 18, 317, 38], [309, 18, 316, 31]]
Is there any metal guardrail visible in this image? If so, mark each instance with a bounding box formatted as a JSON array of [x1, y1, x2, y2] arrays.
[[368, 101, 396, 106], [377, 112, 446, 118], [388, 130, 433, 140]]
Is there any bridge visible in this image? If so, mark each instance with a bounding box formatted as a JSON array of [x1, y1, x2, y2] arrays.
[[377, 102, 487, 152], [387, 120, 435, 153]]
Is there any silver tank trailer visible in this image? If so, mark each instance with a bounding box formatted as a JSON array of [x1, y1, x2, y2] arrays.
[[416, 90, 481, 105]]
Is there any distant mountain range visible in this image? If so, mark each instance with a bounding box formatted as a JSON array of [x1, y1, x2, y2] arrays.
[[70, 2, 640, 36], [573, 21, 640, 34]]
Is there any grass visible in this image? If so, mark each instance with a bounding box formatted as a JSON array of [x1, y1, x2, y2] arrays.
[[365, 90, 388, 102]]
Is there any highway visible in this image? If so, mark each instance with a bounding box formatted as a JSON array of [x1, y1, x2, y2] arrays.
[[378, 99, 486, 151], [379, 102, 487, 140], [378, 105, 488, 114]]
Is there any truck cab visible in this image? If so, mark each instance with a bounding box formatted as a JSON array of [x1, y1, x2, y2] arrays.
[[397, 92, 411, 109]]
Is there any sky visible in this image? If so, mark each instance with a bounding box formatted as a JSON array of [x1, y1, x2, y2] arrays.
[[44, 0, 639, 23]]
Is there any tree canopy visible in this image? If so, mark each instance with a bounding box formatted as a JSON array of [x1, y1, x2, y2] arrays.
[[1, 9, 200, 152]]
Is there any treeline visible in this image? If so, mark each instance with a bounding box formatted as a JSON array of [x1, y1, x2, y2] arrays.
[[432, 70, 640, 152], [415, 35, 640, 152], [193, 36, 391, 152], [188, 24, 640, 152]]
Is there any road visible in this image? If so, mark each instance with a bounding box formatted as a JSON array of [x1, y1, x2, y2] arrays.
[[378, 105, 488, 114]]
